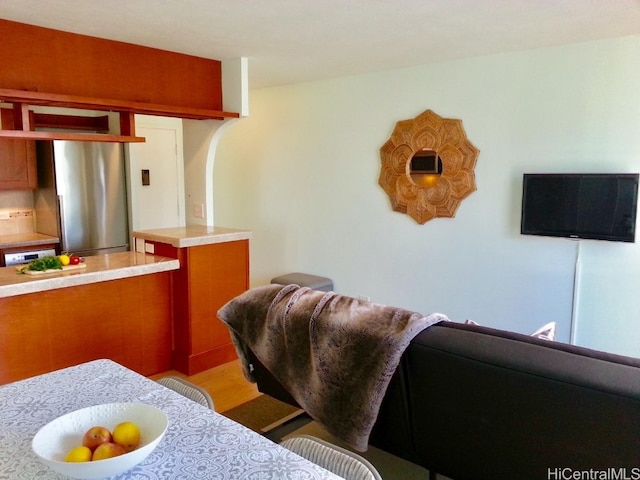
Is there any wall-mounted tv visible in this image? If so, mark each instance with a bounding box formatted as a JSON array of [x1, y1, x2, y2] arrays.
[[521, 173, 639, 243]]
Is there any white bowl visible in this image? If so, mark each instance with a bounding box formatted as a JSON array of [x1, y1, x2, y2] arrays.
[[32, 403, 168, 480]]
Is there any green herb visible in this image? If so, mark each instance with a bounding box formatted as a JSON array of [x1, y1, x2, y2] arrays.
[[19, 256, 63, 273]]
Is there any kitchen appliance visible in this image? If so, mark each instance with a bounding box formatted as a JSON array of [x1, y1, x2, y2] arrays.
[[3, 248, 57, 266], [34, 141, 129, 256]]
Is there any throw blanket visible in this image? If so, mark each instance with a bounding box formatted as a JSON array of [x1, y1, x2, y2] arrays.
[[218, 284, 447, 451]]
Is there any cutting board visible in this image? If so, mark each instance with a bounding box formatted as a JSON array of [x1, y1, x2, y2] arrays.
[[17, 263, 87, 275]]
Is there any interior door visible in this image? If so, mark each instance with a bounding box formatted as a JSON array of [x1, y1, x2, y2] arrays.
[[128, 118, 185, 231]]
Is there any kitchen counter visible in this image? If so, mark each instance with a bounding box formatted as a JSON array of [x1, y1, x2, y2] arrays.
[[133, 225, 251, 375], [1, 251, 177, 383], [0, 232, 59, 249], [133, 225, 252, 248], [0, 251, 179, 298]]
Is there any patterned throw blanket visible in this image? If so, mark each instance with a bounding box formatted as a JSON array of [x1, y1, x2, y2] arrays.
[[218, 284, 447, 451]]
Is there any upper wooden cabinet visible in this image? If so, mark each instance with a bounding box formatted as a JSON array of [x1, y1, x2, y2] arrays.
[[0, 19, 225, 111], [0, 138, 36, 190], [0, 19, 239, 142], [0, 109, 36, 190]]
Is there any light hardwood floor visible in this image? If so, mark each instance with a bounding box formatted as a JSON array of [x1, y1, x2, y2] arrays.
[[150, 361, 434, 479], [149, 359, 260, 412]]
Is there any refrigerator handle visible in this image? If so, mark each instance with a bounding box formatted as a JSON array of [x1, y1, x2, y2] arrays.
[[57, 195, 67, 252]]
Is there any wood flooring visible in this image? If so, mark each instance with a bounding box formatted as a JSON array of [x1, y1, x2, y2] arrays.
[[150, 361, 434, 479], [149, 359, 260, 413]]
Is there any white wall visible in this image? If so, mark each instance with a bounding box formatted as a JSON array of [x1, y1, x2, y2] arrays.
[[183, 119, 237, 226], [213, 35, 640, 355]]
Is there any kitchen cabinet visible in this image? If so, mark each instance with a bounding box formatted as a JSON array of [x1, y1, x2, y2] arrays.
[[0, 20, 239, 143], [0, 252, 178, 384], [1, 19, 228, 114], [0, 109, 37, 189], [172, 240, 249, 374], [133, 227, 251, 375]]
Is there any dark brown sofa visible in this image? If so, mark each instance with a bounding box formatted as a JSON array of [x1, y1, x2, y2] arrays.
[[246, 320, 640, 479]]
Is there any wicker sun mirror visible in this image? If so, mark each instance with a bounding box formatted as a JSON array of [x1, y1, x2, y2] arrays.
[[379, 109, 479, 224]]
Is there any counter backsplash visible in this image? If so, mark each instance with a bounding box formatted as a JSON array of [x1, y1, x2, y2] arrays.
[[0, 210, 34, 236], [0, 189, 35, 236]]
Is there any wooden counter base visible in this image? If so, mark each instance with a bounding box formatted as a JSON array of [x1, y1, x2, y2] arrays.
[[171, 343, 238, 376], [0, 272, 172, 385], [140, 236, 250, 376]]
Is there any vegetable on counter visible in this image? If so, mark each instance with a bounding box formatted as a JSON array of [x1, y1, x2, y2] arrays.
[[18, 255, 63, 274]]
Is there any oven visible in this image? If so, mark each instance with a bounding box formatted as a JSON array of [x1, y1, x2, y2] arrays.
[[3, 248, 57, 266]]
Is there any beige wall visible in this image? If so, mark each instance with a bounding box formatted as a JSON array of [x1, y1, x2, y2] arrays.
[[217, 36, 640, 356]]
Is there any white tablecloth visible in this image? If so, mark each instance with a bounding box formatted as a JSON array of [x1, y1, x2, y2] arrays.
[[0, 359, 343, 479]]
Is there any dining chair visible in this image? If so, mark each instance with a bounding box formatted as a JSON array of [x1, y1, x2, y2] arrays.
[[156, 376, 215, 410], [280, 435, 382, 480]]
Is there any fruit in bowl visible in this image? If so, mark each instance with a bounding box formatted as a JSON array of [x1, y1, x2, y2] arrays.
[[32, 403, 168, 480], [65, 446, 92, 463], [113, 421, 141, 453], [82, 426, 112, 451], [64, 421, 141, 461], [91, 442, 127, 461]]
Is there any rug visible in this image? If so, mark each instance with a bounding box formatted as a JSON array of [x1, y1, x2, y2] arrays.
[[221, 394, 304, 434]]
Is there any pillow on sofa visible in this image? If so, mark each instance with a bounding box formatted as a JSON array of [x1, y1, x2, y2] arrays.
[[464, 319, 556, 341]]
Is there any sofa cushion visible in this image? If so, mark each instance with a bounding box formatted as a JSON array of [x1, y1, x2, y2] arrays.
[[395, 322, 640, 479]]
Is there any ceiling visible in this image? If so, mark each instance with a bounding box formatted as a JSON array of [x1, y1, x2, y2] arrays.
[[1, 0, 640, 89]]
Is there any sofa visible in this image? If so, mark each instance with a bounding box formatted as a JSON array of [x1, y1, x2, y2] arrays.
[[220, 286, 640, 480]]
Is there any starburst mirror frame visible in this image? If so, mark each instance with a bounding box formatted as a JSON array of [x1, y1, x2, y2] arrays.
[[379, 109, 479, 224]]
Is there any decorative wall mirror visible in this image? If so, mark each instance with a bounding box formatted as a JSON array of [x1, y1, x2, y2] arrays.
[[379, 109, 479, 224]]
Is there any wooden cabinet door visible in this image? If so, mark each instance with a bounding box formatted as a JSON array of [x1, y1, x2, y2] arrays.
[[0, 138, 37, 189], [188, 240, 249, 354], [0, 109, 37, 190], [171, 240, 250, 374]]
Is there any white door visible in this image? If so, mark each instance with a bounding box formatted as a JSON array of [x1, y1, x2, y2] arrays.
[[127, 116, 185, 231]]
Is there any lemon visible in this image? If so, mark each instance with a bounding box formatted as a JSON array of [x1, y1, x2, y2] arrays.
[[112, 421, 140, 452], [65, 445, 92, 462], [58, 254, 70, 266]]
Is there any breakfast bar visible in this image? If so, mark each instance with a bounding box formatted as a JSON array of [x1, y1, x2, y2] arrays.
[[0, 225, 251, 386], [0, 250, 179, 298], [0, 252, 180, 385], [133, 226, 252, 376]]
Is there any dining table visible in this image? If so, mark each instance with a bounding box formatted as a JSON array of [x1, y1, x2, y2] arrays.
[[0, 359, 344, 479]]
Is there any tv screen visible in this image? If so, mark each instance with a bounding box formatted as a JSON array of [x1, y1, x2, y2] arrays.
[[521, 173, 639, 242]]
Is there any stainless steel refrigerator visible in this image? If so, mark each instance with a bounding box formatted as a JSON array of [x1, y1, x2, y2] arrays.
[[34, 141, 130, 256]]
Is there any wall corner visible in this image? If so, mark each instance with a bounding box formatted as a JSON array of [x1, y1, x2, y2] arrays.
[[222, 57, 249, 117]]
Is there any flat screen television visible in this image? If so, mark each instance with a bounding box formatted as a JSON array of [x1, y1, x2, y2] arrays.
[[521, 173, 639, 243]]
